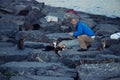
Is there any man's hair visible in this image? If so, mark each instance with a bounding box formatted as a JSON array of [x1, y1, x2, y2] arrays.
[[64, 13, 80, 22], [70, 17, 79, 21]]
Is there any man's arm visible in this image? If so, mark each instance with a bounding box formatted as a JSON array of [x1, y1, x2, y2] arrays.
[[73, 25, 82, 37]]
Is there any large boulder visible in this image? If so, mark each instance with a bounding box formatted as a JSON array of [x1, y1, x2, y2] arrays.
[[0, 46, 32, 62], [39, 17, 62, 32], [24, 41, 49, 49], [58, 39, 79, 48], [0, 62, 76, 78], [45, 12, 65, 23], [59, 49, 114, 68], [46, 33, 71, 40], [10, 75, 74, 80], [60, 25, 72, 32], [16, 31, 50, 42], [9, 0, 44, 12], [109, 44, 120, 54], [27, 49, 60, 62], [76, 63, 120, 80], [0, 17, 18, 36], [0, 42, 15, 47], [0, 74, 6, 80], [96, 24, 120, 33], [17, 5, 32, 16], [81, 18, 97, 29], [25, 8, 45, 24]]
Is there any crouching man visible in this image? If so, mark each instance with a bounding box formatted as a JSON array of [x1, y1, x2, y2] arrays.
[[69, 18, 95, 51]]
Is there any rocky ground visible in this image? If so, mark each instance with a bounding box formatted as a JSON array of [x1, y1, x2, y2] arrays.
[[0, 0, 120, 80]]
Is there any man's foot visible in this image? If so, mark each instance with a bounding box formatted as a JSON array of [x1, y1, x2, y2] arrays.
[[87, 45, 91, 49], [77, 48, 87, 51]]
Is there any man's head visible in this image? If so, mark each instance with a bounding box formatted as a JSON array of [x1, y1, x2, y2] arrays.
[[71, 18, 78, 26]]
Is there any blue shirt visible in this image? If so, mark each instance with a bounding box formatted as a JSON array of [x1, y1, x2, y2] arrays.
[[73, 21, 94, 37]]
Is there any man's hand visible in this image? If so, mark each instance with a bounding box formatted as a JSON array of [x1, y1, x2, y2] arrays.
[[68, 32, 73, 36], [70, 36, 74, 39], [68, 32, 74, 39]]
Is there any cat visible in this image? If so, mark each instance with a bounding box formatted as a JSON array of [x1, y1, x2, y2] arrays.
[[54, 44, 66, 57], [17, 36, 26, 50], [17, 37, 25, 50], [43, 40, 58, 51], [43, 40, 66, 57], [96, 39, 106, 51]]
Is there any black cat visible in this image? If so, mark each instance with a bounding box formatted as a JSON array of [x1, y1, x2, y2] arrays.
[[96, 39, 106, 51], [43, 40, 66, 57], [43, 45, 54, 51], [17, 35, 26, 50], [43, 40, 57, 51], [54, 44, 66, 57], [17, 38, 24, 50]]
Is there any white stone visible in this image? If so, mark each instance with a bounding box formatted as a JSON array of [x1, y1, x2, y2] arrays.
[[45, 15, 58, 22], [110, 32, 120, 40]]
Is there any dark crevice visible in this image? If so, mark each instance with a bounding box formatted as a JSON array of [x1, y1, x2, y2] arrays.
[[0, 16, 2, 19], [18, 10, 30, 16], [106, 76, 120, 80], [73, 72, 79, 80], [32, 24, 40, 30]]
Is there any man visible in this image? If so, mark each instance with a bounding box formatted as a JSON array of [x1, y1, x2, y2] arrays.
[[69, 18, 95, 51]]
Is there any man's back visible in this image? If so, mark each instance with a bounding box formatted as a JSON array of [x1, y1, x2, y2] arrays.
[[73, 21, 94, 37]]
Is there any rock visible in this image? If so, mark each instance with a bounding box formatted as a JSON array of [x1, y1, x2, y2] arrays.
[[0, 46, 32, 62], [0, 35, 10, 42], [109, 44, 120, 54], [24, 41, 49, 49], [10, 75, 74, 80], [16, 31, 50, 42], [27, 49, 59, 62], [43, 22, 61, 33], [1, 14, 25, 26], [39, 18, 62, 32], [91, 37, 119, 51], [110, 32, 120, 40], [0, 74, 6, 80], [41, 5, 66, 16], [18, 5, 32, 16], [0, 61, 5, 65], [96, 24, 120, 33], [105, 39, 120, 48], [0, 62, 76, 78], [25, 8, 45, 24], [58, 39, 79, 48], [37, 63, 76, 78], [81, 18, 97, 29], [95, 30, 111, 37], [45, 15, 58, 22], [0, 7, 14, 14], [0, 42, 15, 47], [60, 49, 114, 68], [8, 0, 44, 12], [39, 17, 48, 28], [46, 33, 71, 40], [60, 25, 72, 32], [0, 18, 18, 36], [0, 0, 15, 7], [46, 12, 65, 22], [76, 63, 120, 80], [19, 21, 33, 31], [107, 77, 120, 80], [96, 54, 120, 61]]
